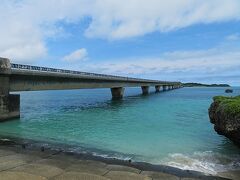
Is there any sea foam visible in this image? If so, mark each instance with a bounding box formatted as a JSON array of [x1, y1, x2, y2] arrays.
[[163, 151, 240, 174]]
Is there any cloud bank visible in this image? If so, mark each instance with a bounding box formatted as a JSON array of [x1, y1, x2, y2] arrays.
[[73, 47, 240, 84], [0, 0, 240, 61]]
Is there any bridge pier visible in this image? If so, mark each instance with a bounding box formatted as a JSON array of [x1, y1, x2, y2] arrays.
[[0, 58, 20, 121], [163, 85, 167, 91], [141, 86, 149, 95], [111, 87, 125, 100], [155, 85, 161, 93]]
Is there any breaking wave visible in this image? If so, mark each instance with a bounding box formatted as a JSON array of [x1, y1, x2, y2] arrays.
[[162, 151, 240, 174]]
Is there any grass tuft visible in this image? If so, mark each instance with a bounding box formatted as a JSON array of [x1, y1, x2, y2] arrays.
[[213, 96, 240, 116]]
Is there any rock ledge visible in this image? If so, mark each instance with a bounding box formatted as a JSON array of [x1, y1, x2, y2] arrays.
[[209, 96, 240, 146]]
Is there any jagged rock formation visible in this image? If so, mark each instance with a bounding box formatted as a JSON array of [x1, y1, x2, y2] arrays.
[[209, 96, 240, 146], [225, 89, 233, 93]]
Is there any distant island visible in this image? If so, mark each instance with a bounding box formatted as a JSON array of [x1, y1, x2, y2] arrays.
[[182, 83, 230, 87]]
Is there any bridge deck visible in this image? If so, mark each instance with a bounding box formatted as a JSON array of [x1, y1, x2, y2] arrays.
[[8, 63, 180, 92]]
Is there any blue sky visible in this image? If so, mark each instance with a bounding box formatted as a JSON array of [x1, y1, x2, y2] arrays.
[[1, 0, 240, 85]]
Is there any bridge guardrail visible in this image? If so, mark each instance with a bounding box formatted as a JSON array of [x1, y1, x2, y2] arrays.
[[11, 63, 178, 85]]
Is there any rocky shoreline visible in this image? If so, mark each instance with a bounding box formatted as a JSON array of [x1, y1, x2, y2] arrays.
[[209, 96, 240, 146], [0, 138, 237, 180]]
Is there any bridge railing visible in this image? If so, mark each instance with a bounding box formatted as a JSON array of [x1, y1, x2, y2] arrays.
[[11, 63, 177, 84], [11, 63, 130, 79]]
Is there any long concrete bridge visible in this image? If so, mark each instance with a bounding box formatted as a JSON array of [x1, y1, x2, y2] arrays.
[[0, 58, 181, 121]]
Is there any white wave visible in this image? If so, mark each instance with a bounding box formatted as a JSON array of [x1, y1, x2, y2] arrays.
[[91, 152, 132, 161], [162, 151, 240, 175], [68, 146, 133, 161]]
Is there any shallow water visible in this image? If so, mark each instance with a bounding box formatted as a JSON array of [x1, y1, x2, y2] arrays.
[[0, 87, 239, 174]]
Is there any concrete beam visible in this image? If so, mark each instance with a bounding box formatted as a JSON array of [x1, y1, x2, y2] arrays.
[[0, 58, 20, 121], [141, 86, 149, 95], [0, 94, 20, 121], [111, 87, 125, 100], [9, 62, 181, 92], [0, 58, 11, 95]]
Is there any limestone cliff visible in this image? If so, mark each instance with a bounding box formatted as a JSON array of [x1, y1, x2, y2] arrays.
[[209, 96, 240, 146]]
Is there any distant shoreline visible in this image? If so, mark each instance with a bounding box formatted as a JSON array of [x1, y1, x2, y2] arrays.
[[182, 83, 230, 87]]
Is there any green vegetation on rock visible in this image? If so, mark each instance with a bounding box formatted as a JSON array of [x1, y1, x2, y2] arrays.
[[213, 96, 240, 117]]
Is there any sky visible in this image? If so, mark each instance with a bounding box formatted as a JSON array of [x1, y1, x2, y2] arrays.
[[0, 0, 240, 85]]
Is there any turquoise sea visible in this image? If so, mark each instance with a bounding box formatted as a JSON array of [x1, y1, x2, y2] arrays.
[[0, 87, 239, 174]]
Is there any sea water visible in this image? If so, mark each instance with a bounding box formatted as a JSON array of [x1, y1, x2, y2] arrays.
[[0, 87, 239, 174]]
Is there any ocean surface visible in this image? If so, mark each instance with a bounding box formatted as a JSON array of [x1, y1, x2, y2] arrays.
[[0, 87, 239, 174]]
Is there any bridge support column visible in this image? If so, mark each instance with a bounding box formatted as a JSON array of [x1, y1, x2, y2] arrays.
[[111, 87, 125, 100], [163, 85, 167, 91], [0, 58, 20, 121], [155, 85, 161, 93], [141, 86, 149, 95]]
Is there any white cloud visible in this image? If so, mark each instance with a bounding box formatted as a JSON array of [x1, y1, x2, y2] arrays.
[[0, 0, 240, 62], [70, 47, 240, 84], [85, 0, 240, 39], [226, 33, 240, 41], [85, 49, 240, 75], [63, 48, 88, 62]]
